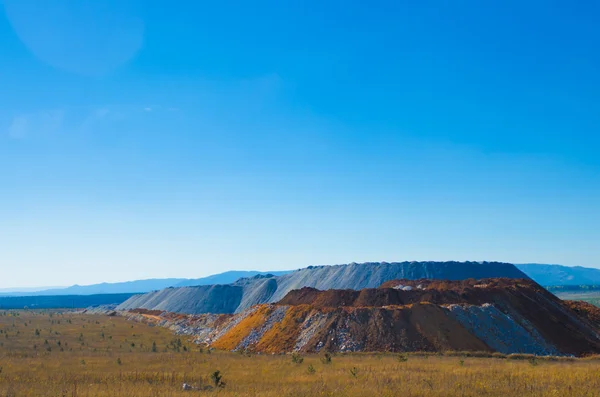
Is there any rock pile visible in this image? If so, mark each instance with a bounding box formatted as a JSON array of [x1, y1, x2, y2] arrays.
[[111, 278, 600, 357]]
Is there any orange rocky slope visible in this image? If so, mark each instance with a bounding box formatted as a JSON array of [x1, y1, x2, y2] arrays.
[[119, 278, 600, 357]]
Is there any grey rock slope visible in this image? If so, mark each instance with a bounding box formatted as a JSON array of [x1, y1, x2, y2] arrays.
[[117, 261, 529, 314]]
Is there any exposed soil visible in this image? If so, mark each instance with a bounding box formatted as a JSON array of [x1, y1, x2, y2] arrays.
[[281, 278, 549, 308], [564, 300, 600, 329], [278, 278, 600, 356]]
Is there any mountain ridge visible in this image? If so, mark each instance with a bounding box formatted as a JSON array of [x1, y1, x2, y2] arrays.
[[515, 263, 600, 285], [4, 263, 600, 297], [0, 271, 292, 297]]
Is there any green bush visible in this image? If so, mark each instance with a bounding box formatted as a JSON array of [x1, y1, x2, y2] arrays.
[[291, 353, 304, 364]]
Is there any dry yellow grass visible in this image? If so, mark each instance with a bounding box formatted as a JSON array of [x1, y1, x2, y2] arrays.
[[0, 310, 599, 396]]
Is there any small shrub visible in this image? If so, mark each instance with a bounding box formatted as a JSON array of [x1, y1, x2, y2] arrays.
[[307, 364, 316, 374], [320, 353, 332, 364], [397, 353, 408, 362], [210, 370, 225, 388], [349, 367, 358, 378], [507, 353, 536, 361], [529, 357, 539, 367], [291, 353, 304, 364], [423, 379, 434, 389]]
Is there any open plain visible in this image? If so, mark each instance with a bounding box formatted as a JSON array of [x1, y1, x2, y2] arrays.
[[0, 311, 599, 396]]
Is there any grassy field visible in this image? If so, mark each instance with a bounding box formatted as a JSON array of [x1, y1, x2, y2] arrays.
[[556, 292, 600, 307], [0, 311, 599, 396], [547, 286, 600, 308]]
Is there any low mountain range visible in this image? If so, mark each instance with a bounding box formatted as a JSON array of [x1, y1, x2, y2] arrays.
[[514, 264, 600, 285], [3, 263, 600, 298], [0, 271, 291, 297]]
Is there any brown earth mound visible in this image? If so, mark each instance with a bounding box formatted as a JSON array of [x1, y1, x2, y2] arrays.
[[281, 278, 549, 308], [205, 302, 491, 354], [276, 278, 600, 356], [564, 300, 600, 329]]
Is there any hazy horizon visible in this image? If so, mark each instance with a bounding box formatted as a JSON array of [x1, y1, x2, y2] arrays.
[[2, 1, 599, 287], [1, 261, 596, 290]]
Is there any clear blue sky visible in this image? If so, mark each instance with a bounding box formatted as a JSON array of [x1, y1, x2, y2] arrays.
[[1, 1, 599, 287]]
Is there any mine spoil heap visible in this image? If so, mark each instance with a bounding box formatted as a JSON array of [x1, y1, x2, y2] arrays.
[[123, 278, 600, 357], [117, 261, 530, 314]]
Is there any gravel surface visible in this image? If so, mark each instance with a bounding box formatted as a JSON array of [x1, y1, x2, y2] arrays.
[[446, 303, 560, 355]]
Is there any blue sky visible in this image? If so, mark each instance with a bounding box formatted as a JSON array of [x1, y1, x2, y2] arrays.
[[1, 1, 599, 287]]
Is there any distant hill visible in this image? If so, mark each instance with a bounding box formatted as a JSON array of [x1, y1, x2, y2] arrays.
[[515, 264, 600, 286], [0, 279, 187, 297], [0, 286, 64, 293], [0, 271, 292, 297], [118, 261, 529, 314]]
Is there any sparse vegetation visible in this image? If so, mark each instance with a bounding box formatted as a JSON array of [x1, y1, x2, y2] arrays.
[[320, 352, 332, 364], [0, 311, 599, 396], [211, 370, 226, 388], [291, 352, 304, 364]]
